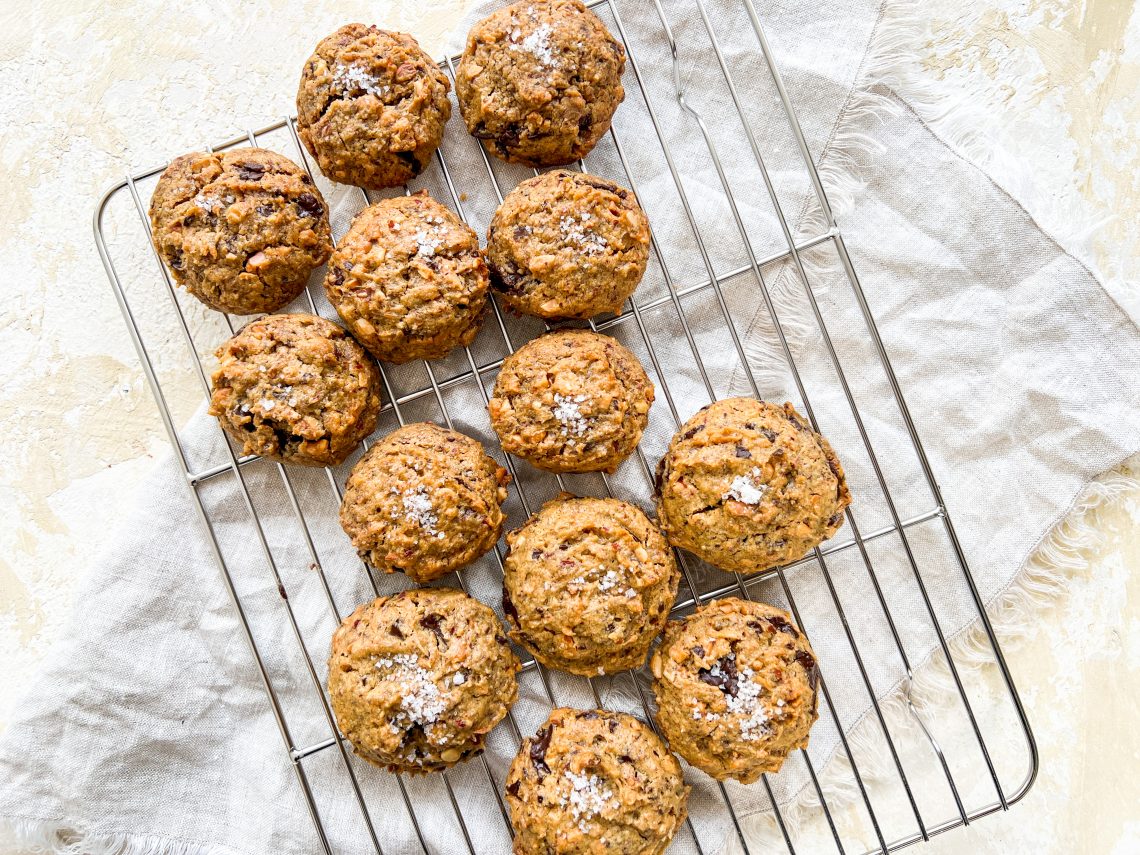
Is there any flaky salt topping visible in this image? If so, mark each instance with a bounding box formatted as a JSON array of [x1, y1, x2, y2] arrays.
[[559, 212, 609, 256], [691, 654, 771, 741], [509, 21, 556, 66], [332, 62, 389, 98], [374, 653, 447, 728], [564, 769, 613, 832], [395, 485, 444, 539], [552, 393, 590, 436], [725, 467, 768, 505]]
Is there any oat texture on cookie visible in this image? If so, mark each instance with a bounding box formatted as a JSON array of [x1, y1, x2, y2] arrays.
[[456, 0, 626, 166], [324, 192, 489, 364], [208, 313, 381, 467], [488, 329, 654, 474], [502, 494, 679, 676], [339, 422, 510, 583], [328, 588, 520, 774], [486, 170, 650, 319], [656, 397, 851, 574], [505, 708, 689, 854], [297, 24, 451, 189], [149, 148, 332, 315], [651, 597, 820, 783]]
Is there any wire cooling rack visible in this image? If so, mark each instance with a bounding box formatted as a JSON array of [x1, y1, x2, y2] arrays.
[[95, 0, 1037, 852]]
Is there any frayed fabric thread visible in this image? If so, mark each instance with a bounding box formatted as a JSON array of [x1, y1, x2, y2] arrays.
[[0, 818, 244, 855]]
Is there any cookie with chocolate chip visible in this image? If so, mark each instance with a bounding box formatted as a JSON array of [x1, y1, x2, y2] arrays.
[[456, 0, 626, 166], [486, 170, 650, 319], [339, 422, 510, 583], [208, 313, 381, 467], [488, 330, 653, 474], [503, 494, 679, 676], [297, 25, 451, 189], [329, 587, 520, 774], [506, 708, 689, 855], [149, 148, 332, 315], [651, 598, 819, 783], [324, 192, 489, 364], [655, 398, 850, 575]]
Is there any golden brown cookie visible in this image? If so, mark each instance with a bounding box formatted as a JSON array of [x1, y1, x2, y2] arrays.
[[296, 25, 451, 189], [455, 0, 626, 166], [503, 495, 679, 676], [651, 598, 819, 783], [149, 148, 332, 315], [506, 708, 689, 855], [655, 398, 850, 574], [328, 588, 520, 774], [339, 423, 510, 583], [208, 313, 381, 467], [324, 192, 489, 364], [489, 330, 653, 474], [486, 170, 650, 319]]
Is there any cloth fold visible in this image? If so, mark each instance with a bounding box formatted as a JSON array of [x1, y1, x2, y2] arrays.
[[2, 1, 1137, 853]]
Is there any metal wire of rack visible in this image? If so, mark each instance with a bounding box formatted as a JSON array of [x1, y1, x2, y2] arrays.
[[94, 0, 1037, 852]]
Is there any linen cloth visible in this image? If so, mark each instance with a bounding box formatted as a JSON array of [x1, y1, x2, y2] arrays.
[[2, 0, 1137, 853]]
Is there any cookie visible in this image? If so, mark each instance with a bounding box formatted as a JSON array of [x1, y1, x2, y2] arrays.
[[486, 170, 650, 319], [208, 313, 381, 467], [488, 330, 653, 474], [296, 25, 451, 189], [328, 587, 520, 774], [149, 148, 332, 315], [455, 0, 626, 166], [324, 192, 489, 364], [339, 422, 510, 583], [506, 708, 689, 855], [651, 598, 819, 783], [655, 398, 850, 575], [503, 495, 679, 676]]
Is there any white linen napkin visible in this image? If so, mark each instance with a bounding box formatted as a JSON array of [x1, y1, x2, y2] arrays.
[[2, 1, 1137, 853]]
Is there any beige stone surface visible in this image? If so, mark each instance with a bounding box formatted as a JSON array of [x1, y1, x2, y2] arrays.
[[0, 1, 1135, 852]]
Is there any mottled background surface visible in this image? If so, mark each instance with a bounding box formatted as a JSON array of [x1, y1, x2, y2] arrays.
[[1, 1, 1136, 852]]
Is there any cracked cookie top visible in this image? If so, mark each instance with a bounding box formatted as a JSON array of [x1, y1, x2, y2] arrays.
[[324, 192, 489, 364], [297, 25, 451, 189], [655, 397, 851, 575], [502, 494, 679, 676], [506, 708, 689, 855], [455, 0, 626, 166], [651, 597, 819, 783], [486, 170, 650, 320], [149, 148, 332, 315], [329, 587, 520, 774], [208, 313, 381, 467]]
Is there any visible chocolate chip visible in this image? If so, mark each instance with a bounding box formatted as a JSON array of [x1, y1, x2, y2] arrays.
[[761, 428, 777, 442], [580, 176, 619, 196], [389, 623, 405, 639], [681, 424, 704, 441], [420, 613, 446, 645], [607, 719, 617, 733], [495, 634, 510, 646], [300, 173, 313, 184], [767, 615, 800, 638], [698, 654, 739, 697], [395, 150, 423, 176], [692, 644, 705, 658], [238, 162, 265, 181], [169, 249, 183, 270], [530, 725, 553, 776], [498, 124, 522, 149], [296, 193, 323, 218], [795, 649, 819, 690], [328, 268, 345, 288], [827, 512, 844, 527], [735, 445, 752, 459], [577, 114, 592, 137], [530, 549, 542, 560], [502, 586, 519, 624], [825, 454, 844, 483], [619, 754, 633, 764], [506, 780, 521, 798], [653, 456, 666, 497], [513, 225, 530, 241], [786, 412, 808, 432], [490, 265, 528, 295], [580, 710, 600, 720], [256, 204, 276, 217]]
